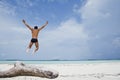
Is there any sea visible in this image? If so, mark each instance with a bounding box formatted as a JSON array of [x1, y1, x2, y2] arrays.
[[0, 60, 120, 64]]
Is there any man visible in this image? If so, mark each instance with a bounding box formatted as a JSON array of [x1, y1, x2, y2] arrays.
[[22, 19, 48, 53]]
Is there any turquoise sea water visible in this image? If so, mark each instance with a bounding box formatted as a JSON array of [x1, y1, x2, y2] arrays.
[[0, 60, 120, 64]]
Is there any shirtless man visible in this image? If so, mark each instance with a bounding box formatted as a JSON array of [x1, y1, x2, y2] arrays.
[[22, 19, 48, 53]]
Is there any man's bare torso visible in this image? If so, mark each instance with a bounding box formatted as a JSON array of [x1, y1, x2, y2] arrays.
[[31, 29, 39, 38]]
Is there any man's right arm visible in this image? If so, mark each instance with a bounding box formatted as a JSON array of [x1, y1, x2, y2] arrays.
[[22, 19, 33, 31]]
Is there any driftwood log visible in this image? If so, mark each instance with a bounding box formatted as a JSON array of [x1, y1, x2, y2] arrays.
[[0, 62, 59, 79]]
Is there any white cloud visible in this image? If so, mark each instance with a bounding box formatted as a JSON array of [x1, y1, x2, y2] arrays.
[[0, 0, 29, 49], [74, 0, 120, 58], [74, 0, 120, 36], [80, 0, 111, 21], [41, 18, 88, 45], [38, 18, 90, 59]]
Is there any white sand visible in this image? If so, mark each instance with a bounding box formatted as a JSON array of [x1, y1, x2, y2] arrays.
[[0, 62, 120, 80]]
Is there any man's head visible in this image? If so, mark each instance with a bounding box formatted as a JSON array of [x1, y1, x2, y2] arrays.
[[34, 26, 38, 29]]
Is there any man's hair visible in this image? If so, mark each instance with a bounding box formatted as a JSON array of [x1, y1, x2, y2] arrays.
[[34, 26, 38, 29]]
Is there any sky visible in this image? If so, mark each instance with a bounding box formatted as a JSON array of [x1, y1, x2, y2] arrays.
[[0, 0, 120, 60]]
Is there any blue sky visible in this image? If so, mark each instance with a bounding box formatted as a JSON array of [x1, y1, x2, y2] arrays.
[[0, 0, 120, 60]]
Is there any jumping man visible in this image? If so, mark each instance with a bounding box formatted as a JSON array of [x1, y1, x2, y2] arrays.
[[22, 19, 48, 53]]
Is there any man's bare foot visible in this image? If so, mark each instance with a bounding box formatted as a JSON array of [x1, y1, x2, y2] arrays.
[[26, 48, 30, 53], [32, 50, 36, 54], [32, 49, 38, 54]]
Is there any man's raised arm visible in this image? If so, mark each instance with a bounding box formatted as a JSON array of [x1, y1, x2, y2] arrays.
[[22, 19, 33, 31], [38, 21, 48, 31]]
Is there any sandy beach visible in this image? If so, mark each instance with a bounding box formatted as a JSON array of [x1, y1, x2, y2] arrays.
[[0, 61, 120, 80]]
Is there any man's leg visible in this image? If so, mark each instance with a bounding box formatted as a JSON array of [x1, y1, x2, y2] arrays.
[[28, 42, 33, 49], [34, 42, 39, 53], [26, 42, 33, 53]]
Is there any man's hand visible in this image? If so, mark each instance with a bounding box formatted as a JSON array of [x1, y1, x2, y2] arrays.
[[46, 21, 48, 25], [22, 19, 26, 23]]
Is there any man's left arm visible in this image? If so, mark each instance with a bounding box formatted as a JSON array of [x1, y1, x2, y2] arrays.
[[38, 21, 48, 31]]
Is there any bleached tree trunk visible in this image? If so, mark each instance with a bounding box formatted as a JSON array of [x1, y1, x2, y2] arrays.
[[0, 62, 59, 79]]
